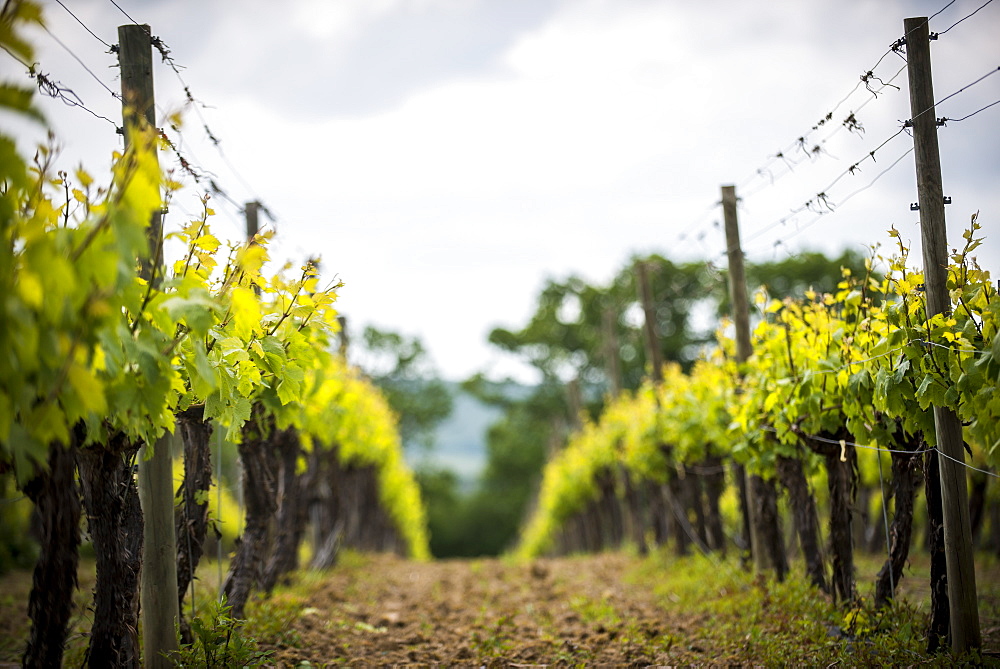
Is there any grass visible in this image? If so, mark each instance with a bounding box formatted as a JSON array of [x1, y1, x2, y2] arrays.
[[1, 548, 997, 665], [0, 555, 307, 665], [0, 556, 97, 665], [630, 549, 1000, 666]]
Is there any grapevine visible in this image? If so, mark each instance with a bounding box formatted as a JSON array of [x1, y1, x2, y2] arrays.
[[0, 5, 429, 660], [518, 219, 997, 624]]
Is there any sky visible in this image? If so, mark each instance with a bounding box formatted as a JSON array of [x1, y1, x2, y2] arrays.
[[6, 0, 1000, 384]]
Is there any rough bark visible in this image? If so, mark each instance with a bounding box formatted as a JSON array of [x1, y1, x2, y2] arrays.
[[925, 448, 949, 652], [263, 429, 316, 592], [575, 514, 587, 554], [636, 479, 650, 553], [874, 443, 921, 608], [682, 465, 709, 549], [620, 467, 645, 552], [375, 505, 398, 554], [701, 456, 727, 555], [577, 502, 600, 553], [579, 510, 594, 553], [561, 517, 578, 555], [583, 502, 601, 552], [750, 474, 787, 581], [649, 481, 669, 549], [733, 463, 752, 567], [174, 406, 213, 641], [968, 472, 987, 548], [77, 433, 143, 669], [341, 466, 363, 548], [665, 469, 690, 556], [601, 470, 624, 549], [566, 515, 580, 554], [311, 517, 345, 570], [360, 467, 375, 549], [222, 410, 279, 619], [826, 447, 857, 604], [22, 438, 81, 669], [310, 447, 344, 570], [777, 454, 826, 592], [803, 429, 857, 604], [654, 444, 690, 556], [121, 453, 145, 661], [637, 479, 654, 553], [356, 467, 380, 551]]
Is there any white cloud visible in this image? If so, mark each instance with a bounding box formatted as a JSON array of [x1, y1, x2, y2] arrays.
[[287, 0, 377, 41]]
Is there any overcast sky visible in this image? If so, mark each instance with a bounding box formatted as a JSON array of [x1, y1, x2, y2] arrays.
[[8, 0, 1000, 383]]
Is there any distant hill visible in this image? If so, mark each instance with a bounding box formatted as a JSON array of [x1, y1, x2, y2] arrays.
[[405, 381, 528, 488]]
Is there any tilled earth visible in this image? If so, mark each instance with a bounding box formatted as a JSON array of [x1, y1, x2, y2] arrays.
[[2, 550, 998, 666], [262, 553, 702, 666]]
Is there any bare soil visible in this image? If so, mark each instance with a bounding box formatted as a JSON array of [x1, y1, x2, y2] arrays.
[[2, 551, 998, 666], [262, 553, 692, 667]]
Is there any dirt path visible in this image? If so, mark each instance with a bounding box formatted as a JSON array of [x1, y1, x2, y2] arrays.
[[3, 550, 993, 665], [262, 553, 694, 666]]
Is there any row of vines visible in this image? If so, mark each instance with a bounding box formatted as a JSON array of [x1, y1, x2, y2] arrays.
[[1, 4, 428, 667], [518, 217, 998, 650]]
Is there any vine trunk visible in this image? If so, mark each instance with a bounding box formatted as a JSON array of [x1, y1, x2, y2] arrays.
[[76, 432, 143, 668], [175, 406, 214, 641], [777, 453, 826, 593], [873, 432, 921, 608], [22, 437, 81, 669]]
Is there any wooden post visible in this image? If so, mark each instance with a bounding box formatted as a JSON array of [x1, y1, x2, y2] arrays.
[[566, 377, 583, 431], [119, 23, 179, 667], [721, 186, 752, 365], [245, 201, 262, 297], [635, 260, 663, 383], [721, 184, 767, 573], [245, 200, 260, 241], [119, 24, 162, 282], [904, 16, 980, 652], [337, 315, 349, 358]]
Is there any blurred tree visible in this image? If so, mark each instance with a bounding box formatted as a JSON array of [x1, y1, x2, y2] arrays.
[[460, 385, 556, 555], [488, 250, 871, 396], [488, 255, 714, 395], [419, 380, 554, 558], [414, 466, 464, 558], [356, 326, 453, 451]]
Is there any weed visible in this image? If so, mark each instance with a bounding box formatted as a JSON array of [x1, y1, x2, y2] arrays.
[[569, 594, 620, 626], [244, 591, 306, 647], [168, 597, 273, 668], [352, 621, 387, 634], [471, 613, 515, 658], [629, 549, 1000, 666], [334, 549, 369, 570]]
